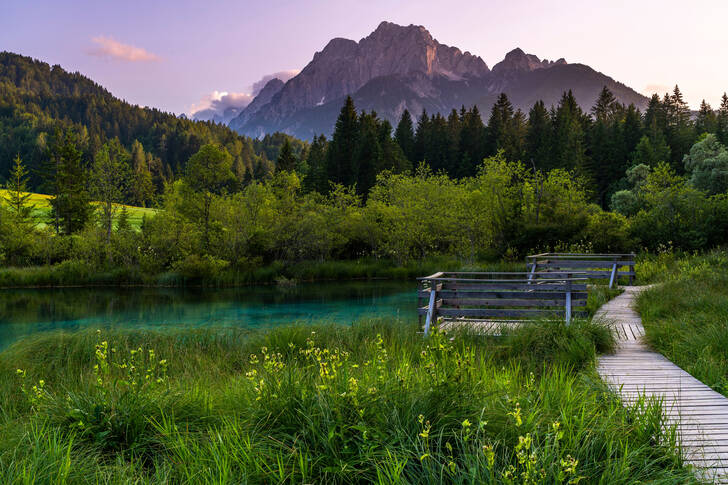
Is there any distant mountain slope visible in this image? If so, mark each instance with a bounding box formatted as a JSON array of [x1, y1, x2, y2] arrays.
[[0, 51, 273, 186], [230, 22, 649, 139]]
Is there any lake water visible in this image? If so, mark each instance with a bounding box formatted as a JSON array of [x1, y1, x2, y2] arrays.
[[0, 281, 416, 349]]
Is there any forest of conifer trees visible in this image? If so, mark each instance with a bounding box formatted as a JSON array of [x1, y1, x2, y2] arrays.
[[300, 85, 728, 208]]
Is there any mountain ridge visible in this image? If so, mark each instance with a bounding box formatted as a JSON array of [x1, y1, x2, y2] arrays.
[[230, 22, 649, 139]]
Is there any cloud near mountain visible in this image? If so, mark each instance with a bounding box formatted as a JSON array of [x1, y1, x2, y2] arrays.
[[88, 36, 160, 62], [191, 70, 299, 123]]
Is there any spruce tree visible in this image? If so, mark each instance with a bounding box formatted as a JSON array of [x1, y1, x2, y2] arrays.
[[664, 85, 695, 170], [414, 109, 430, 164], [526, 100, 552, 170], [552, 91, 588, 174], [622, 104, 643, 157], [589, 86, 620, 205], [130, 140, 154, 207], [487, 93, 514, 156], [503, 109, 527, 162], [394, 110, 415, 162], [458, 106, 486, 177], [116, 205, 131, 233], [47, 130, 92, 235], [4, 154, 35, 225], [276, 138, 297, 173], [303, 135, 328, 193], [718, 93, 728, 145], [326, 97, 359, 188], [695, 100, 717, 136], [354, 112, 383, 195]]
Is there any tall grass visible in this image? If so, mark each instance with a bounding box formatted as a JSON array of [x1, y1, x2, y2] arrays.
[[0, 320, 699, 483], [637, 250, 728, 394]]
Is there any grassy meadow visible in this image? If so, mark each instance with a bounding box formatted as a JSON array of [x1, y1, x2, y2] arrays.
[[0, 315, 702, 484], [0, 189, 157, 231], [637, 250, 728, 395]]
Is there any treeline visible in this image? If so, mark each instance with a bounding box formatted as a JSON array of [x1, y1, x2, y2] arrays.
[[0, 52, 305, 198], [297, 86, 728, 207], [2, 137, 727, 283]]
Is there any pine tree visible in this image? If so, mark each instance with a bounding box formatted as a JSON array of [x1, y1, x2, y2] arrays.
[[394, 110, 415, 162], [718, 93, 728, 145], [303, 135, 328, 193], [116, 205, 131, 233], [487, 93, 514, 156], [326, 97, 359, 188], [552, 91, 588, 174], [695, 100, 717, 136], [4, 154, 35, 225], [130, 140, 154, 207], [526, 100, 552, 170], [414, 109, 430, 164], [276, 138, 297, 173], [503, 109, 527, 162], [458, 106, 486, 177], [622, 104, 643, 157], [47, 130, 92, 234], [589, 86, 620, 205], [354, 112, 384, 195], [663, 85, 695, 170]]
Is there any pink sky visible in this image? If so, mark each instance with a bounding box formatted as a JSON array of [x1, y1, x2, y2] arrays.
[[2, 0, 727, 115]]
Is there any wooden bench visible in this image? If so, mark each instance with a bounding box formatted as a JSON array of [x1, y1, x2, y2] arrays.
[[417, 272, 588, 336], [527, 253, 636, 288]]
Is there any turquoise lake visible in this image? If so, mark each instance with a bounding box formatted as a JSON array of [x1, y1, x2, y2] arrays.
[[0, 281, 416, 349]]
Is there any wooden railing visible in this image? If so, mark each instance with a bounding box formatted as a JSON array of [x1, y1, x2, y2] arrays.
[[526, 253, 636, 288], [417, 272, 588, 336]]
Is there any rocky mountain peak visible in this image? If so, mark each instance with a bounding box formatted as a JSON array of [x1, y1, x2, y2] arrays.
[[254, 21, 490, 119], [492, 48, 567, 76]]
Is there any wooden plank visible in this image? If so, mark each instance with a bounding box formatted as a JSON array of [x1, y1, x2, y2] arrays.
[[419, 290, 588, 300], [443, 282, 587, 291], [433, 276, 588, 284], [535, 261, 634, 268], [596, 285, 728, 482], [437, 308, 563, 318], [441, 298, 588, 307]]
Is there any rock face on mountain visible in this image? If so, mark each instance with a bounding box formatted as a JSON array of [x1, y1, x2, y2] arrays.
[[229, 78, 284, 133], [230, 22, 648, 139], [491, 48, 566, 76]]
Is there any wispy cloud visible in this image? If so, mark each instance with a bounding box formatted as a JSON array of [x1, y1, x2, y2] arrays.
[[251, 70, 299, 95], [190, 70, 300, 121], [88, 36, 160, 62], [190, 91, 254, 122]]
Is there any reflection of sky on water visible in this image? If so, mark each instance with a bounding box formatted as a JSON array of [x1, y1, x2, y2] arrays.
[[0, 282, 416, 349]]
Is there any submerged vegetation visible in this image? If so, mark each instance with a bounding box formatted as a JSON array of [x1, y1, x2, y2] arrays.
[[0, 320, 701, 483]]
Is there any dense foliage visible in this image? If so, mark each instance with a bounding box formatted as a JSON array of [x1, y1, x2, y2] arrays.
[[298, 86, 728, 206], [2, 51, 728, 285], [0, 52, 305, 199]]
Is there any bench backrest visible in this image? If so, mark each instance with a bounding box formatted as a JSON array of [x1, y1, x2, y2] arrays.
[[417, 272, 587, 335], [526, 253, 635, 288]]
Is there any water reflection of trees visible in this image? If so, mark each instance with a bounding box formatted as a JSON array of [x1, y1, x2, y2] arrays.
[[0, 281, 415, 347]]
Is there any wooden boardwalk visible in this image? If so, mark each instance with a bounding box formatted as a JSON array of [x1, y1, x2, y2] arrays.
[[596, 286, 728, 483]]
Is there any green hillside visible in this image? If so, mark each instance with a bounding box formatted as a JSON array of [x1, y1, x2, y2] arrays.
[[0, 189, 156, 230]]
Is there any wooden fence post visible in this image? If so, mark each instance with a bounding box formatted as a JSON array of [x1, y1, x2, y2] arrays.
[[608, 261, 618, 289], [424, 281, 437, 337], [565, 276, 572, 325]]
